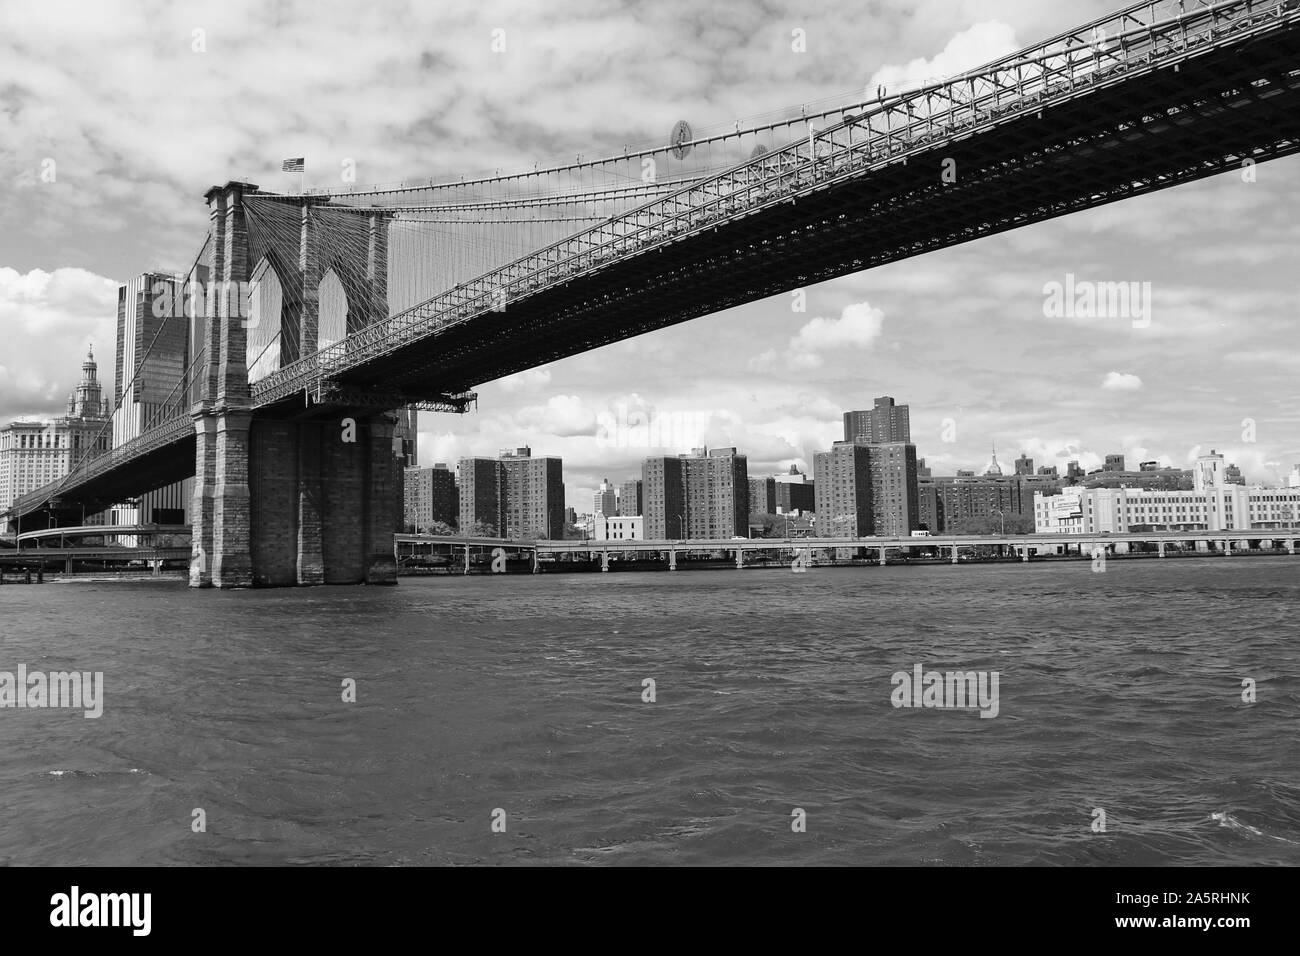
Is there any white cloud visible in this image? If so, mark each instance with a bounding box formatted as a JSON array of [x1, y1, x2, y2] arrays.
[[1101, 371, 1142, 391], [517, 395, 597, 437], [791, 302, 884, 352], [751, 301, 885, 370], [868, 21, 1019, 93], [0, 267, 118, 422], [496, 367, 552, 392]]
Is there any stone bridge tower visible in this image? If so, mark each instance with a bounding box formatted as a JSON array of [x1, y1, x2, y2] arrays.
[[190, 181, 404, 588]]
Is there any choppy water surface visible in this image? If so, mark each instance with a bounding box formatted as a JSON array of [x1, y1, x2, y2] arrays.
[[1, 558, 1298, 865]]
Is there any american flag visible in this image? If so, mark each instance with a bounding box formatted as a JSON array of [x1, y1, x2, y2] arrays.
[[281, 157, 304, 173]]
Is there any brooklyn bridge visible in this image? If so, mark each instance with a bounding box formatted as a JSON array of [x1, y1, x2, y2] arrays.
[[5, 0, 1300, 587]]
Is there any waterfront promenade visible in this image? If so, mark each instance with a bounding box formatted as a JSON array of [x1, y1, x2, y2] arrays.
[[397, 530, 1300, 573]]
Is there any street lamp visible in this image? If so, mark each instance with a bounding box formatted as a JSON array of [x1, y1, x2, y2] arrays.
[[992, 508, 1006, 536], [676, 514, 685, 541]]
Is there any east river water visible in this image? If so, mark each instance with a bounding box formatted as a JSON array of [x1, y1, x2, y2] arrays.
[[1, 558, 1298, 865]]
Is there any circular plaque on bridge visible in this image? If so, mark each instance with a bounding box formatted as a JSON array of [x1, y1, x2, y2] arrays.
[[669, 120, 693, 159]]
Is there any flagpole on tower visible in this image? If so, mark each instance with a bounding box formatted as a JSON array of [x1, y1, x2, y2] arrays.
[[281, 157, 306, 195]]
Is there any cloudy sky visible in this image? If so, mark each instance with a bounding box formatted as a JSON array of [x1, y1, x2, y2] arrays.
[[3, 0, 1298, 509]]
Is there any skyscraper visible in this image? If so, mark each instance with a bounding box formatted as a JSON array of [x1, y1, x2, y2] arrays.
[[1014, 453, 1034, 476], [749, 476, 777, 518], [865, 441, 919, 537], [618, 479, 643, 516], [681, 447, 748, 539], [641, 447, 747, 539], [1105, 453, 1126, 473], [110, 273, 192, 528], [843, 396, 910, 443], [393, 408, 417, 467], [815, 440, 918, 537], [813, 442, 873, 537], [458, 458, 506, 537], [593, 478, 616, 516], [404, 462, 457, 532], [501, 447, 565, 539], [642, 456, 685, 539], [773, 465, 815, 513]]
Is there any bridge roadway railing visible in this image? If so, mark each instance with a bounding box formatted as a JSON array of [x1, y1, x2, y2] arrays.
[[6, 412, 193, 520], [252, 0, 1299, 406], [5, 342, 210, 520]]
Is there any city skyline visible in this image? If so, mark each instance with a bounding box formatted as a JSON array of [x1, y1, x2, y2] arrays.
[[3, 336, 1287, 520], [3, 1, 1297, 511]]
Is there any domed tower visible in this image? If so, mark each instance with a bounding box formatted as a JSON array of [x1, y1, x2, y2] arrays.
[[69, 344, 107, 420], [984, 442, 1003, 477]]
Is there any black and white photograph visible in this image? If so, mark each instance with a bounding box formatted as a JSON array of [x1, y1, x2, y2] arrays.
[[0, 0, 1296, 930]]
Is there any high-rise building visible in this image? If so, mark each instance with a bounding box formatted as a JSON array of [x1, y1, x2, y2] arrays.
[[813, 442, 873, 537], [864, 441, 919, 536], [1037, 465, 1059, 477], [404, 463, 457, 532], [393, 408, 417, 467], [1288, 465, 1300, 489], [1105, 453, 1126, 472], [1066, 460, 1084, 481], [457, 447, 565, 539], [500, 447, 565, 540], [843, 396, 910, 443], [682, 446, 748, 539], [109, 273, 192, 530], [1015, 454, 1034, 476], [642, 456, 684, 539], [773, 465, 815, 514], [641, 447, 748, 539], [458, 458, 506, 537], [0, 347, 111, 517], [749, 476, 777, 517], [617, 479, 642, 516], [594, 478, 616, 516]]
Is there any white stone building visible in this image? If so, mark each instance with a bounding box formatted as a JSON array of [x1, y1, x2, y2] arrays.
[[593, 515, 643, 541]]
